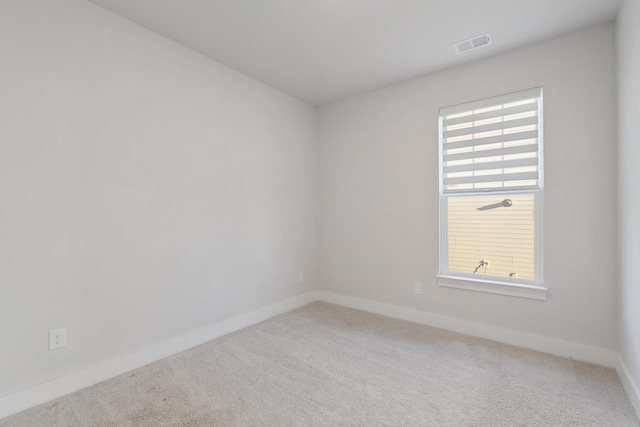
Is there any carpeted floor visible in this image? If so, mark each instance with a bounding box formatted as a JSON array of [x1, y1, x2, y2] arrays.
[[2, 302, 638, 426]]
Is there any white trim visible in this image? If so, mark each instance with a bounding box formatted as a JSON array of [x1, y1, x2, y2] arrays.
[[437, 274, 547, 300], [3, 290, 632, 422], [0, 291, 319, 420], [616, 354, 640, 419], [438, 87, 544, 293], [315, 291, 615, 367]]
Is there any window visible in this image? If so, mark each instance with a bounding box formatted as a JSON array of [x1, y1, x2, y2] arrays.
[[437, 88, 546, 300]]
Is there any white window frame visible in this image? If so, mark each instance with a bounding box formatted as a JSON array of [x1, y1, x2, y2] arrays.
[[437, 88, 546, 300]]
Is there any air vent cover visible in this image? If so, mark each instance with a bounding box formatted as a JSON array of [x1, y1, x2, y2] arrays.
[[453, 33, 492, 54]]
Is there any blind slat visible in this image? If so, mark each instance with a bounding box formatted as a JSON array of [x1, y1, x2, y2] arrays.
[[444, 171, 539, 186], [444, 116, 538, 138], [443, 130, 538, 151], [440, 88, 542, 194], [443, 101, 538, 126], [446, 185, 540, 194], [444, 143, 538, 162], [444, 157, 538, 174]]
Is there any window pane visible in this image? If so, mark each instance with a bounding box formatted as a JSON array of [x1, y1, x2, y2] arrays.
[[447, 193, 535, 279]]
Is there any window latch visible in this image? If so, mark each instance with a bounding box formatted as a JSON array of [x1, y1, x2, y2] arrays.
[[477, 199, 512, 211]]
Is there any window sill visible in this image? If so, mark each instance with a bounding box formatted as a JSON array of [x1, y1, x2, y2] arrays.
[[437, 275, 547, 301]]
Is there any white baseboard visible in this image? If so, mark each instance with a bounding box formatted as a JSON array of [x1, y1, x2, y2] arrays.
[[316, 291, 617, 368], [2, 289, 631, 421], [0, 291, 318, 420], [616, 354, 640, 418]]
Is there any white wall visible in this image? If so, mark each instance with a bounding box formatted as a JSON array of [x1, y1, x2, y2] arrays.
[[0, 0, 628, 409], [0, 0, 317, 397], [616, 0, 640, 406], [318, 24, 617, 349]]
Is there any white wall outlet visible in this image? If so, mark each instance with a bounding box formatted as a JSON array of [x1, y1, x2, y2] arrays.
[[298, 271, 304, 282], [49, 328, 66, 351], [414, 282, 423, 294]]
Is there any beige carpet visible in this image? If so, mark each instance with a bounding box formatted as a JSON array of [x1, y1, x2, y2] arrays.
[[1, 302, 638, 426]]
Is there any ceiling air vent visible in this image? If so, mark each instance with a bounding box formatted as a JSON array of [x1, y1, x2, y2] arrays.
[[453, 33, 492, 54]]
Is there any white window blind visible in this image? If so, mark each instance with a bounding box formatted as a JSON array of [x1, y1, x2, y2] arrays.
[[440, 88, 543, 194]]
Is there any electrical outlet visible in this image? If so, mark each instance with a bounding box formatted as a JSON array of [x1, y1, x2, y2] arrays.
[[298, 271, 304, 282], [49, 328, 66, 351], [414, 282, 423, 294]]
